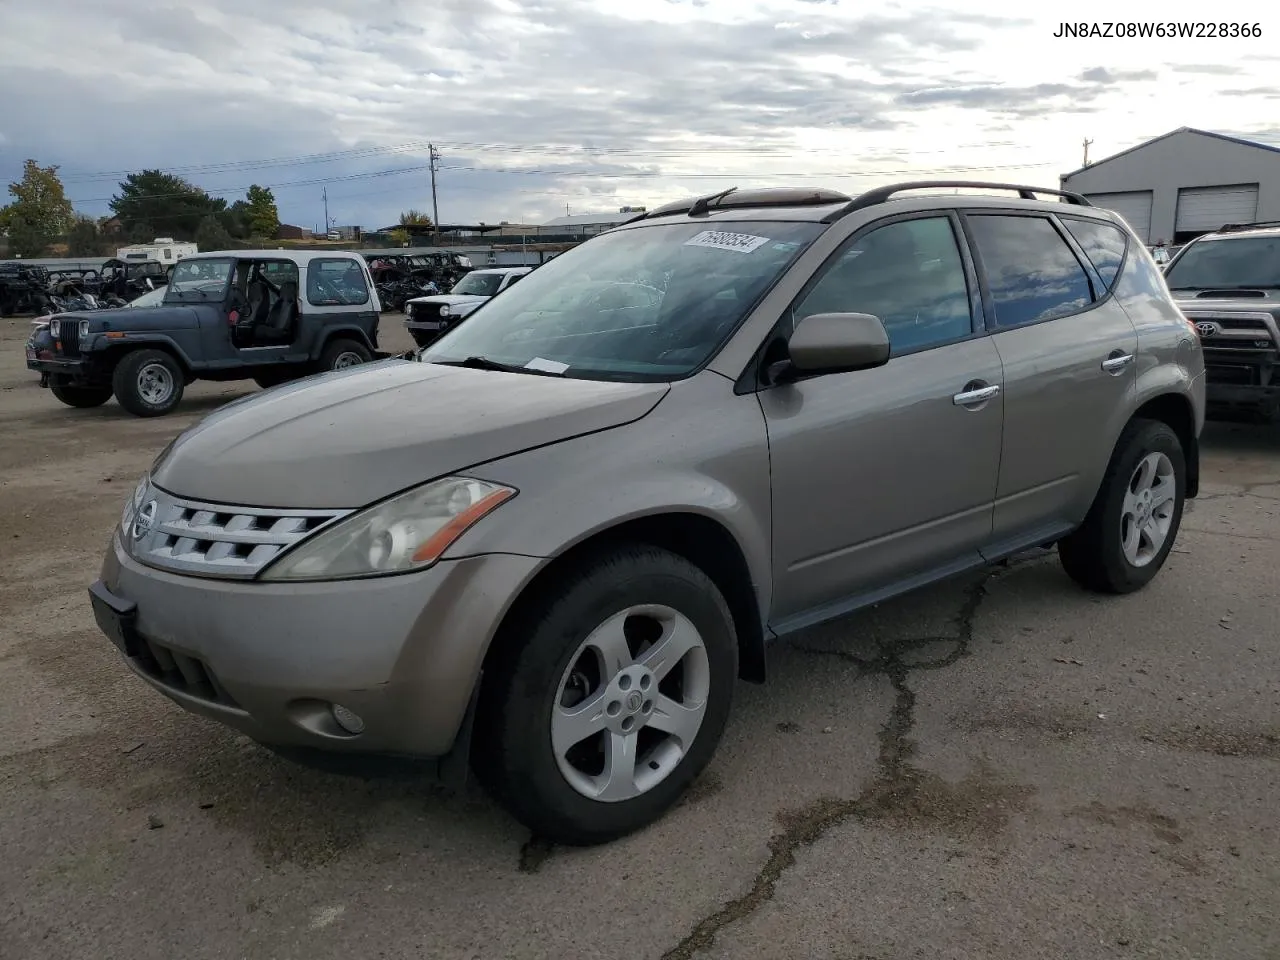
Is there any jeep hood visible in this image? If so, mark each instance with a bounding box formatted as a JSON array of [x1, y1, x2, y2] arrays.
[[151, 359, 669, 508], [407, 294, 487, 307]]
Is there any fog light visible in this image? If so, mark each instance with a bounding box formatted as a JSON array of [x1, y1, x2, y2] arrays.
[[331, 703, 365, 734]]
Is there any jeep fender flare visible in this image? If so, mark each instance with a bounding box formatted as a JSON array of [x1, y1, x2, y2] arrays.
[[101, 335, 197, 377], [317, 325, 376, 354]]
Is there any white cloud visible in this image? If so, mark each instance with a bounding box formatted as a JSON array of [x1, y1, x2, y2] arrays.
[[0, 0, 1275, 228]]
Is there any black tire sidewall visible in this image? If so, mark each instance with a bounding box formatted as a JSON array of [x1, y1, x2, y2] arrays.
[[112, 350, 185, 417], [48, 376, 112, 408], [488, 548, 738, 844], [1087, 420, 1186, 591]]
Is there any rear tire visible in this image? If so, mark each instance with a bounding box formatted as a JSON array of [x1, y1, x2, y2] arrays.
[[112, 349, 185, 417], [49, 377, 112, 408], [319, 338, 372, 371], [473, 545, 738, 846], [1058, 419, 1186, 594]]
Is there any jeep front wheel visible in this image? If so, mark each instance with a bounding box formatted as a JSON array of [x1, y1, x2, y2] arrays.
[[320, 338, 372, 371], [49, 377, 113, 409], [112, 349, 185, 417]]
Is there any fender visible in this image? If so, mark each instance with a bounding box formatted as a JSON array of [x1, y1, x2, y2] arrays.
[[95, 332, 199, 371], [318, 324, 377, 353]]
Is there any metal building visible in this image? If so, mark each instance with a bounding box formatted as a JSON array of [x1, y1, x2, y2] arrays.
[[1059, 127, 1280, 245]]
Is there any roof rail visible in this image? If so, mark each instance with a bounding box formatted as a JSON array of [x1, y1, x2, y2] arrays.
[[823, 180, 1092, 222], [625, 186, 854, 224], [1216, 220, 1280, 233]]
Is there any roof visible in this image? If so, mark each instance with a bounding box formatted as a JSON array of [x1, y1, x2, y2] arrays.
[[540, 212, 638, 227], [377, 223, 504, 234], [185, 249, 367, 263], [1060, 127, 1280, 181]]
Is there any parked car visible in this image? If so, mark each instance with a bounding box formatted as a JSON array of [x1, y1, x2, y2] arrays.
[[90, 181, 1203, 845], [1163, 221, 1280, 421], [28, 249, 384, 417], [403, 266, 532, 347]]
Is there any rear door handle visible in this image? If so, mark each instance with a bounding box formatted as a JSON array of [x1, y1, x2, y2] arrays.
[[1101, 353, 1135, 373], [952, 384, 1000, 406]]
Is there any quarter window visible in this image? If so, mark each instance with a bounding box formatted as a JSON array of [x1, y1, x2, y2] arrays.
[[307, 257, 370, 306], [967, 215, 1094, 328], [1061, 217, 1129, 290], [793, 216, 974, 354]]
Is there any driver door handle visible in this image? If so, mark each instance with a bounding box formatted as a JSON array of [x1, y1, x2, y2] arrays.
[[952, 383, 1000, 406]]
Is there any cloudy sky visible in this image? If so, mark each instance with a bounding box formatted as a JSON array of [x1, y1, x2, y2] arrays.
[[1, 0, 1275, 230]]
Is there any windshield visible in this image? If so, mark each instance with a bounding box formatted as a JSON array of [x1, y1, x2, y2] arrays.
[[421, 221, 823, 381], [164, 258, 233, 301], [1164, 236, 1280, 290], [451, 272, 506, 297]]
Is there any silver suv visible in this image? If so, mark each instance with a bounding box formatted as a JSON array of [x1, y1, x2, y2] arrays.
[[90, 181, 1205, 845]]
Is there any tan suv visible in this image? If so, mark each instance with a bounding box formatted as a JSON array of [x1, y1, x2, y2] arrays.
[[89, 181, 1205, 845]]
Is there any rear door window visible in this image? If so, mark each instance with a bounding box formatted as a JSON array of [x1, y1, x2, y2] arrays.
[[307, 258, 371, 306], [966, 215, 1094, 328], [1061, 217, 1129, 290]]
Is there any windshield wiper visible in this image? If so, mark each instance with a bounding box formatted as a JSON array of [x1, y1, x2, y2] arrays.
[[433, 355, 566, 377]]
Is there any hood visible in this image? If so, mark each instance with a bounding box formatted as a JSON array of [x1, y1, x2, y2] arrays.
[[1172, 289, 1280, 307], [151, 359, 669, 508], [406, 294, 488, 307]]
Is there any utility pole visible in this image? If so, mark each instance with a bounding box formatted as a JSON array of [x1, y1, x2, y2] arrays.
[[322, 187, 330, 235], [1082, 138, 1094, 166], [429, 144, 441, 238]]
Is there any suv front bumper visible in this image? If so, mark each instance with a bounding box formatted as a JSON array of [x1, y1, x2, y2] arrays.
[[92, 532, 542, 759]]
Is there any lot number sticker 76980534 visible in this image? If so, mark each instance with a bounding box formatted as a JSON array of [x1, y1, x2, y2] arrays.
[[683, 230, 772, 254]]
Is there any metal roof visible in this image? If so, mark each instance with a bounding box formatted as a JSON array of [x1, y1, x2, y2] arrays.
[[540, 211, 637, 227], [1060, 127, 1280, 181]]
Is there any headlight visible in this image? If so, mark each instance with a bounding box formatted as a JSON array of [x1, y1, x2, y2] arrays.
[[439, 304, 450, 317], [49, 318, 60, 337], [78, 319, 90, 339], [121, 475, 149, 531], [258, 476, 516, 582]]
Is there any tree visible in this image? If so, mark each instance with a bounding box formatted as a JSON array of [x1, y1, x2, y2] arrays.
[[245, 184, 280, 238], [399, 209, 433, 227], [110, 170, 226, 240], [67, 215, 109, 257], [219, 199, 252, 240], [388, 227, 410, 247], [0, 159, 74, 258], [195, 214, 234, 252]]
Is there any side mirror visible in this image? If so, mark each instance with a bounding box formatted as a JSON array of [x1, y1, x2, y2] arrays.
[[772, 312, 891, 381]]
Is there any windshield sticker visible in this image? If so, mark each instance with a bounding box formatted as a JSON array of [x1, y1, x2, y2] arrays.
[[525, 357, 570, 374], [684, 230, 771, 254]]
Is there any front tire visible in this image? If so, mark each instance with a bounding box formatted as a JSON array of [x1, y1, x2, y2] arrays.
[[49, 377, 112, 408], [112, 349, 185, 417], [1058, 419, 1186, 594], [474, 546, 738, 845]]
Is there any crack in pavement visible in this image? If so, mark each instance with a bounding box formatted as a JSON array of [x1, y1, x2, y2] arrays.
[[661, 570, 1026, 960]]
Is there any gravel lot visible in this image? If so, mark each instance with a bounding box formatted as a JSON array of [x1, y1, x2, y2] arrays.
[[3, 313, 1279, 960]]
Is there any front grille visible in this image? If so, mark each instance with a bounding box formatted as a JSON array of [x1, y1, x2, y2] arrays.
[[132, 635, 239, 707], [1206, 364, 1261, 386], [410, 302, 444, 321], [1183, 310, 1279, 353], [57, 321, 81, 357], [128, 483, 351, 579]]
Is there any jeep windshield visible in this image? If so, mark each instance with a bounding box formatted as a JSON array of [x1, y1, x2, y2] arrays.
[[450, 272, 507, 297], [1164, 236, 1280, 290], [420, 220, 822, 382], [164, 258, 234, 301]]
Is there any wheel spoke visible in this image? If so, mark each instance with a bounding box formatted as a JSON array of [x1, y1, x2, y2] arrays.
[[586, 613, 634, 680], [551, 691, 610, 757], [1142, 517, 1165, 551], [1150, 476, 1177, 510], [636, 615, 702, 682], [596, 732, 640, 801], [647, 694, 705, 746], [1122, 516, 1142, 561], [1132, 454, 1157, 494]]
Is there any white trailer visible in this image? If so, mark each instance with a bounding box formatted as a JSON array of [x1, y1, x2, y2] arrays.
[[115, 238, 198, 265]]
